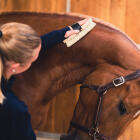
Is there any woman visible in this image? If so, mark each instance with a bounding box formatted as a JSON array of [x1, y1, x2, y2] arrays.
[[0, 19, 88, 140]]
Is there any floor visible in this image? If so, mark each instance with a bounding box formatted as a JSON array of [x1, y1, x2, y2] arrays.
[[37, 131, 61, 140], [37, 138, 58, 140]]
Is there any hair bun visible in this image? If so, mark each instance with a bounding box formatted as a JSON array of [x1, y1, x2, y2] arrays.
[[0, 31, 2, 38]]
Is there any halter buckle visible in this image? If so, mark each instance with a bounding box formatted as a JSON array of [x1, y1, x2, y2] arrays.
[[113, 76, 125, 87], [88, 127, 99, 137]]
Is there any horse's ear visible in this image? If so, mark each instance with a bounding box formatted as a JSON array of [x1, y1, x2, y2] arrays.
[[118, 100, 127, 115]]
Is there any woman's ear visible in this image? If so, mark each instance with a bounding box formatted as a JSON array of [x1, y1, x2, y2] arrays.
[[9, 62, 20, 72], [11, 63, 20, 69]]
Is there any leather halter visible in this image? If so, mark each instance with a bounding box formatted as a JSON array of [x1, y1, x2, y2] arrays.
[[70, 70, 140, 140]]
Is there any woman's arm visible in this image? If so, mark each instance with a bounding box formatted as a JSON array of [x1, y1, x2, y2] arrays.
[[41, 26, 71, 51], [40, 19, 89, 55]]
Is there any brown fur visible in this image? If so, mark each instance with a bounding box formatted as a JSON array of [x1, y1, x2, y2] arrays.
[[0, 12, 140, 140]]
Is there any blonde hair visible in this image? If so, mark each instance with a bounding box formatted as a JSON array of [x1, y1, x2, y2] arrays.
[[0, 22, 41, 103], [0, 58, 5, 103]]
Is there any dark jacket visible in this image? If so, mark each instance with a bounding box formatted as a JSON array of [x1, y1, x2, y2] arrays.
[[0, 26, 70, 140]]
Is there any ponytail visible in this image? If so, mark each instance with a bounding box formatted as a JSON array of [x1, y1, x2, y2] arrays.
[[0, 56, 5, 104], [0, 30, 5, 104]]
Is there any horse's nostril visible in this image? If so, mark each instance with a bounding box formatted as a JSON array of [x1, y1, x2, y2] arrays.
[[118, 100, 127, 115]]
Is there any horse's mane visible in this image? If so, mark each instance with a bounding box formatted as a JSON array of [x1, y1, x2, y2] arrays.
[[0, 11, 138, 49]]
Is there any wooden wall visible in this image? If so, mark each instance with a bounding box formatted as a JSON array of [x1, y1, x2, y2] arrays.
[[0, 0, 140, 140], [0, 0, 140, 43]]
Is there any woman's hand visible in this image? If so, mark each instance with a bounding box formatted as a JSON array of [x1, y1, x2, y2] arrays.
[[64, 18, 90, 38]]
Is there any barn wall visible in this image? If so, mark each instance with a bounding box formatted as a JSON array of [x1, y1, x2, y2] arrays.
[[0, 0, 140, 43], [0, 0, 140, 140]]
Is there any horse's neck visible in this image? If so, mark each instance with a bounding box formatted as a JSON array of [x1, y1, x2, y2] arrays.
[[12, 58, 93, 104], [55, 23, 140, 71]]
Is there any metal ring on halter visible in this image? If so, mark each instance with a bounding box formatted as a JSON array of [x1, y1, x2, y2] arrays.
[[88, 127, 100, 137], [113, 76, 125, 87], [0, 30, 3, 38]]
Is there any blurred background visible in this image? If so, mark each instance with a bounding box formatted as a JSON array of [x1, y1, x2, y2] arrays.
[[0, 0, 140, 140], [0, 0, 140, 43]]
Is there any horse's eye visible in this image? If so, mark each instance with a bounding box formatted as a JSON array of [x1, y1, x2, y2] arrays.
[[118, 100, 127, 115]]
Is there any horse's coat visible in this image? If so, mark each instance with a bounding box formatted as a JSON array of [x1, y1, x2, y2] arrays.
[[0, 12, 140, 140]]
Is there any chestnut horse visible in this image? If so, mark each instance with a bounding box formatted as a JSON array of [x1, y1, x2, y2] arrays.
[[0, 12, 140, 140]]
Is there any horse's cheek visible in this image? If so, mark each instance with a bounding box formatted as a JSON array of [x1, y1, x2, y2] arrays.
[[80, 89, 98, 111]]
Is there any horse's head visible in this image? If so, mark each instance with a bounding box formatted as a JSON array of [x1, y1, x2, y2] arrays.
[[67, 63, 140, 140]]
